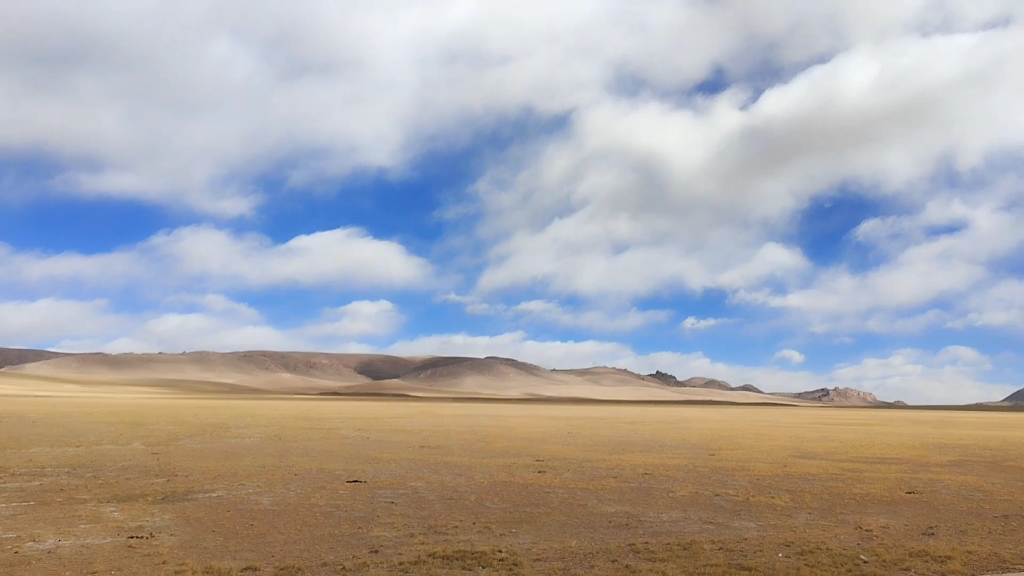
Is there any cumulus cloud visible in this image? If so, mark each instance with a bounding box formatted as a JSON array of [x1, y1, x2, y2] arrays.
[[1, 3, 1021, 330], [751, 193, 1024, 332], [0, 2, 1020, 215], [1, 295, 397, 353], [473, 26, 1024, 303], [0, 225, 433, 291], [947, 278, 1024, 329], [97, 312, 305, 355], [0, 298, 126, 348], [439, 293, 500, 316], [828, 346, 1003, 404], [773, 349, 807, 365], [387, 331, 635, 369], [440, 294, 670, 332], [505, 300, 671, 332], [680, 316, 728, 331], [302, 300, 404, 339]]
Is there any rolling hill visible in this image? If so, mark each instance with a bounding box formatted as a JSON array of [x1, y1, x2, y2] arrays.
[[0, 348, 880, 405], [0, 347, 73, 369]]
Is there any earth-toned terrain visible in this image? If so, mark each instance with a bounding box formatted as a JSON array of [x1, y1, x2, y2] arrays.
[[1, 349, 1022, 575], [2, 396, 1023, 575], [1002, 388, 1024, 404], [0, 349, 889, 405]]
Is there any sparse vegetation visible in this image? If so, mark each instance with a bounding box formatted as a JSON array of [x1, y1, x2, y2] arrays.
[[2, 397, 1023, 575]]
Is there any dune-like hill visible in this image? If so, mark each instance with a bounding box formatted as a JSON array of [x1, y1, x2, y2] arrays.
[[0, 347, 74, 369], [0, 349, 879, 405], [1003, 388, 1024, 404]]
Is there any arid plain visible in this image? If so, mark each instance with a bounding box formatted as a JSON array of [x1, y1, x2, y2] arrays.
[[3, 397, 1024, 575], [1, 354, 1023, 575]]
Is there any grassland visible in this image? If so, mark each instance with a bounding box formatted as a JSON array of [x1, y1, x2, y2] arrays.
[[1, 396, 1022, 575]]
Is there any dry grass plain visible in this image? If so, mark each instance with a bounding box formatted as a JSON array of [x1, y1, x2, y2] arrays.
[[1, 396, 1023, 575]]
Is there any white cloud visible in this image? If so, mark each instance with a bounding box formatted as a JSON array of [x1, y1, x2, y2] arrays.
[[97, 297, 400, 353], [828, 346, 1004, 404], [96, 312, 305, 355], [948, 278, 1024, 329], [507, 300, 671, 332], [163, 293, 263, 322], [680, 316, 728, 331], [0, 298, 126, 348], [742, 192, 1024, 333], [0, 2, 1021, 344], [387, 331, 635, 369], [471, 24, 1024, 313], [440, 294, 670, 331], [439, 293, 501, 316], [933, 344, 990, 366], [0, 225, 433, 291], [0, 295, 396, 354], [773, 349, 807, 364], [302, 300, 404, 339], [0, 2, 1020, 214]]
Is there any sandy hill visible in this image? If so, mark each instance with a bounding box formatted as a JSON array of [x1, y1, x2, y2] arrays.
[[1003, 388, 1024, 404], [9, 351, 368, 382], [0, 349, 879, 405], [0, 347, 74, 369]]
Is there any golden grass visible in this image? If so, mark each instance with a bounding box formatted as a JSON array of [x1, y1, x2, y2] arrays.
[[1, 397, 1023, 575]]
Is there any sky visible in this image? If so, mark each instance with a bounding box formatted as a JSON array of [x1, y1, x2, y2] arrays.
[[1, 1, 1023, 404]]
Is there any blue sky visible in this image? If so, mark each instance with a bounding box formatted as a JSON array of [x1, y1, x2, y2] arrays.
[[1, 1, 1023, 404]]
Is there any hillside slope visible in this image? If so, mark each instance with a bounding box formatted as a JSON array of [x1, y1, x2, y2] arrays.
[[0, 348, 73, 369], [0, 350, 876, 405], [1003, 388, 1024, 404]]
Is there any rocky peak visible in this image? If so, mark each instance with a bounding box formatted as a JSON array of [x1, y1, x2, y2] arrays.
[[647, 370, 680, 385]]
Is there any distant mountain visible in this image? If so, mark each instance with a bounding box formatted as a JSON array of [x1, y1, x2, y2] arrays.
[[0, 347, 72, 369], [775, 387, 882, 406], [1, 349, 884, 406], [3, 351, 805, 404], [646, 371, 882, 405], [1003, 388, 1024, 404]]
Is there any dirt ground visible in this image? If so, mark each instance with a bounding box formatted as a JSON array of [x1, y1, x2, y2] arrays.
[[1, 396, 1022, 575]]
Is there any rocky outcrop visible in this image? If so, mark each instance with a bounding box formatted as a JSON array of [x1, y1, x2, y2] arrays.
[[647, 370, 681, 385], [647, 372, 759, 393], [778, 387, 882, 406], [679, 377, 733, 391]]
